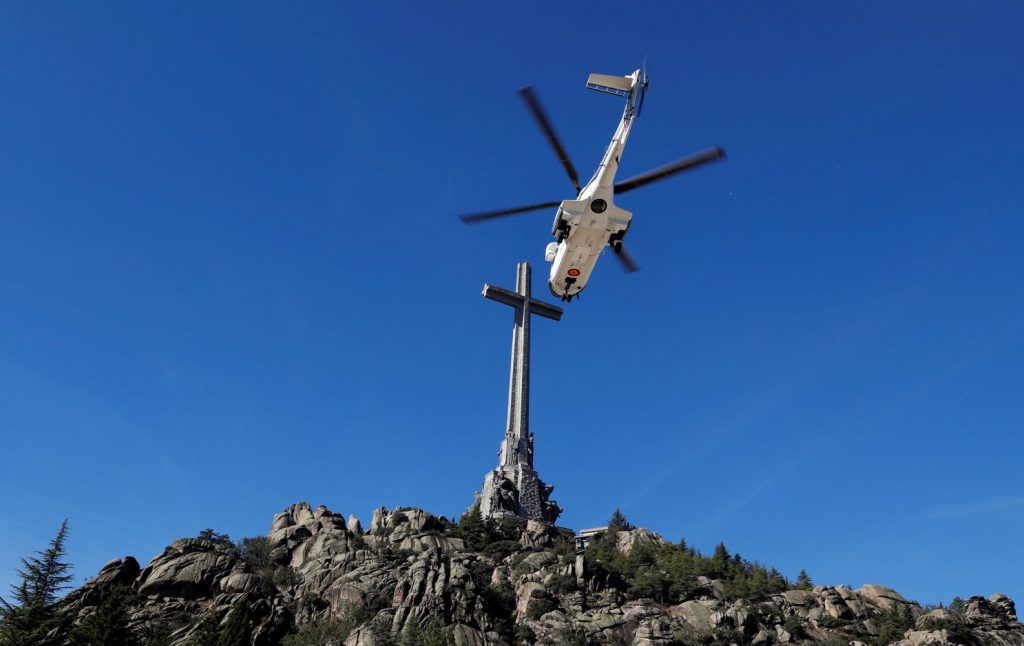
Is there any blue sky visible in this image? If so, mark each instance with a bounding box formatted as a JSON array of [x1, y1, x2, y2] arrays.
[[1, 2, 1022, 606]]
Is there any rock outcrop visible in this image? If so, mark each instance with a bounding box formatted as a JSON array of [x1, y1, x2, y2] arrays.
[[58, 502, 1024, 645]]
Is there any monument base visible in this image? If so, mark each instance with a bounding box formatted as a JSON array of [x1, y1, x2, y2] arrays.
[[477, 464, 562, 524]]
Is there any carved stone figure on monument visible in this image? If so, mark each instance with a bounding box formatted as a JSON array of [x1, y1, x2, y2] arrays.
[[494, 476, 519, 514], [542, 499, 563, 524]]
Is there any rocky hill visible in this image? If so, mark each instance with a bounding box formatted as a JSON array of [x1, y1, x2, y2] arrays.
[[57, 502, 1022, 645]]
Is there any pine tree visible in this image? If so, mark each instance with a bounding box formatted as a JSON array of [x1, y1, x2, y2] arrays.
[[71, 586, 139, 646], [731, 553, 744, 577], [874, 604, 916, 646], [709, 542, 730, 578], [197, 529, 232, 546], [236, 536, 274, 573], [795, 569, 813, 590], [187, 613, 221, 646], [0, 519, 74, 646], [215, 605, 250, 646], [607, 508, 634, 531], [455, 504, 491, 551], [137, 620, 174, 646]]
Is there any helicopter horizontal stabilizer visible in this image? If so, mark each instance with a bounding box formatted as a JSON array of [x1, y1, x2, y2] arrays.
[[586, 73, 633, 97]]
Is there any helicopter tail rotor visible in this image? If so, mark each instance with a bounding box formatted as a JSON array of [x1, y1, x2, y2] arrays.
[[636, 58, 649, 116]]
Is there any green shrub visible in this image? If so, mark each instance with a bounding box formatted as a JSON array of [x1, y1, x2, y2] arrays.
[[553, 535, 576, 559], [556, 624, 590, 646], [526, 596, 557, 620], [669, 628, 714, 646], [269, 566, 301, 588], [817, 614, 844, 628], [582, 530, 787, 605], [400, 618, 453, 646], [919, 617, 980, 645], [137, 620, 174, 646], [480, 584, 516, 618], [547, 572, 578, 595], [514, 624, 537, 645], [783, 613, 808, 640], [483, 540, 521, 561], [709, 627, 742, 646], [282, 618, 357, 646]]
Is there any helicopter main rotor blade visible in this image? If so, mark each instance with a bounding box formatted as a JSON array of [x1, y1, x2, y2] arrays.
[[518, 87, 582, 194], [614, 146, 727, 195], [613, 245, 640, 273], [458, 199, 561, 224]]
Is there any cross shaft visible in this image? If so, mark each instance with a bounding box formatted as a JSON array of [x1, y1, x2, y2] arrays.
[[483, 263, 562, 468]]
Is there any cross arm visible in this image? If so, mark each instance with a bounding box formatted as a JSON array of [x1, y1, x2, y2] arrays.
[[529, 299, 563, 321], [483, 284, 563, 321], [483, 284, 523, 308]]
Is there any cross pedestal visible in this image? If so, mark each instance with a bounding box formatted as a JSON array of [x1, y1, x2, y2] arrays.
[[476, 263, 563, 523]]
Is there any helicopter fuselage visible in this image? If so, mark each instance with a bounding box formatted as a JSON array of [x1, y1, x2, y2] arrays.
[[546, 72, 641, 301], [459, 67, 724, 301]]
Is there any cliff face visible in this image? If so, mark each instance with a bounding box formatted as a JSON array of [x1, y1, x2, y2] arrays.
[[60, 502, 1023, 645]]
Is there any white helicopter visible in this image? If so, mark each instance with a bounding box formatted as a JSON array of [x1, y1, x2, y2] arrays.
[[460, 69, 726, 301]]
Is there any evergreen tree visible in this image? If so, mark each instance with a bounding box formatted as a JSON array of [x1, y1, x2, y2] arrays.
[[730, 553, 744, 577], [455, 504, 491, 551], [400, 618, 452, 646], [607, 508, 634, 531], [236, 536, 273, 573], [709, 542, 730, 578], [281, 618, 356, 646], [187, 613, 221, 646], [137, 620, 174, 646], [71, 586, 139, 646], [215, 605, 250, 646], [196, 529, 232, 546], [874, 604, 916, 646], [795, 569, 813, 590], [0, 519, 74, 646]]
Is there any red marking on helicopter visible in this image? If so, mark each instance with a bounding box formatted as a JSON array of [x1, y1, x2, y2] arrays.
[[567, 268, 580, 277]]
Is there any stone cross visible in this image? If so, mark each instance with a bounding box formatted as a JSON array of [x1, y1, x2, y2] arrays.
[[474, 262, 564, 523], [483, 262, 563, 469]]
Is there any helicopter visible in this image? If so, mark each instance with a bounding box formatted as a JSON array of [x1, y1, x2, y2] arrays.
[[459, 68, 727, 302]]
